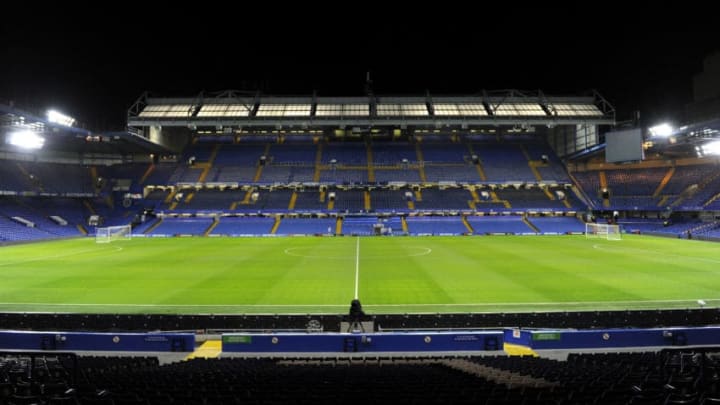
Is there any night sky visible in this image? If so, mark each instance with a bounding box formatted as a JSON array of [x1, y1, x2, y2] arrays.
[[1, 5, 718, 131]]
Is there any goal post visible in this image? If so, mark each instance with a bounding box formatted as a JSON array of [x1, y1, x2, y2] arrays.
[[96, 224, 132, 243], [585, 223, 621, 240]]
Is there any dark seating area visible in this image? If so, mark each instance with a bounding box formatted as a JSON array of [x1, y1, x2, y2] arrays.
[[3, 348, 720, 404]]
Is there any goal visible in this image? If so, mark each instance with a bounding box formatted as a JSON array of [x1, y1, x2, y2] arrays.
[[585, 223, 621, 240], [96, 225, 132, 243]]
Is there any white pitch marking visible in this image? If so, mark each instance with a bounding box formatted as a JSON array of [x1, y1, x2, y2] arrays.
[[407, 247, 432, 257], [354, 237, 360, 299], [0, 302, 350, 308], [0, 298, 714, 309]]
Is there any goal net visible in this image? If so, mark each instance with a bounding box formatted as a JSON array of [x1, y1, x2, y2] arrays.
[[96, 225, 132, 243], [585, 223, 621, 240]]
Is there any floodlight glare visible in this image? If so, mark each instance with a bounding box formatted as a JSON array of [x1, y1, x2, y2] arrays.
[[47, 109, 76, 127], [649, 123, 673, 137], [701, 140, 720, 156], [8, 131, 45, 149]]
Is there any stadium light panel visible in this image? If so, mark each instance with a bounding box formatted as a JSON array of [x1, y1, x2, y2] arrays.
[[8, 131, 45, 149], [47, 109, 76, 127], [648, 123, 673, 137], [701, 140, 720, 156]]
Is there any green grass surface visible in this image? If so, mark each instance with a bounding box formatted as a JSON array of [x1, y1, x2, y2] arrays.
[[0, 235, 719, 314]]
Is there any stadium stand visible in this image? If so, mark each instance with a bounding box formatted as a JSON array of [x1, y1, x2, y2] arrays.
[[466, 215, 534, 234], [275, 217, 335, 235], [1, 135, 718, 243], [527, 216, 586, 233], [148, 218, 214, 236], [210, 217, 275, 236], [406, 216, 468, 235]]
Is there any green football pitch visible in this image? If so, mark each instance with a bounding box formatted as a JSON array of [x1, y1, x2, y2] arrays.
[[1, 235, 719, 314]]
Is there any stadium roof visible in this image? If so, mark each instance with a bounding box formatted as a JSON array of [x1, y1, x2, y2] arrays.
[[0, 104, 171, 154], [127, 89, 615, 130]]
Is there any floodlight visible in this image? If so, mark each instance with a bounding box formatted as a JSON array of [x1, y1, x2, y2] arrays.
[[701, 140, 720, 156], [8, 131, 45, 149], [648, 123, 673, 137], [47, 109, 76, 127]]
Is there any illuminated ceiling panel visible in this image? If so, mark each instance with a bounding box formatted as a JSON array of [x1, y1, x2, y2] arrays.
[[401, 104, 428, 116], [197, 104, 252, 117], [377, 104, 402, 116], [256, 105, 286, 117], [283, 104, 312, 117], [552, 103, 604, 117], [316, 104, 343, 116], [457, 103, 488, 116], [493, 103, 545, 116], [256, 104, 311, 117], [342, 104, 369, 116], [433, 104, 461, 116], [138, 105, 193, 118], [377, 104, 428, 116]]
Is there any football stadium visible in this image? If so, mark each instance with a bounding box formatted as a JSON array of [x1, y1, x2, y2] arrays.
[[2, 51, 720, 402]]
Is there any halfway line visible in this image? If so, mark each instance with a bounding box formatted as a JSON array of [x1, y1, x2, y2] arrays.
[[354, 237, 360, 299]]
